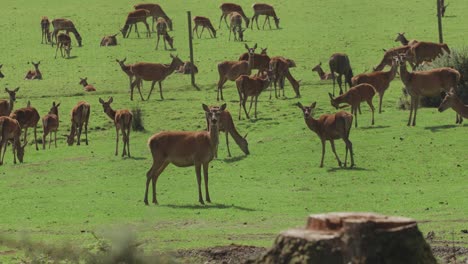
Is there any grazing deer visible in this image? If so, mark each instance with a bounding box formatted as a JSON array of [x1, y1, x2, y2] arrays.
[[394, 32, 418, 46], [10, 101, 40, 150], [374, 46, 410, 71], [397, 54, 460, 126], [42, 102, 60, 149], [41, 16, 51, 44], [144, 103, 227, 205], [24, 61, 42, 80], [155, 18, 174, 50], [0, 116, 26, 165], [269, 56, 301, 98], [329, 53, 354, 96], [66, 101, 90, 146], [0, 64, 4, 78], [328, 83, 377, 127], [312, 62, 334, 80], [131, 54, 184, 100], [217, 43, 256, 101], [438, 91, 467, 124], [238, 47, 270, 73], [51, 18, 82, 47], [205, 106, 249, 157], [55, 33, 72, 59], [297, 102, 354, 168], [236, 70, 273, 120], [0, 87, 19, 117], [121, 9, 151, 38], [79, 77, 96, 92], [219, 3, 249, 29], [99, 97, 133, 157], [134, 3, 173, 31], [405, 41, 450, 69], [100, 34, 118, 46], [352, 57, 398, 113], [192, 16, 217, 38], [229, 12, 245, 41], [251, 3, 280, 30]]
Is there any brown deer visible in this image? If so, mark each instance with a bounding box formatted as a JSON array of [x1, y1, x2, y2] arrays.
[[328, 83, 377, 127], [269, 56, 301, 98], [374, 46, 410, 71], [0, 87, 19, 117], [0, 64, 4, 78], [66, 101, 90, 146], [352, 57, 398, 113], [41, 16, 51, 44], [329, 53, 353, 96], [131, 54, 184, 100], [99, 97, 133, 157], [51, 18, 82, 47], [134, 3, 173, 31], [79, 77, 96, 92], [205, 106, 249, 157], [238, 47, 270, 73], [121, 9, 151, 38], [219, 3, 250, 29], [217, 43, 256, 101], [10, 101, 40, 150], [297, 102, 354, 168], [100, 34, 118, 46], [42, 102, 60, 149], [394, 32, 418, 46], [438, 91, 467, 124], [24, 61, 42, 80], [155, 18, 174, 50], [229, 12, 245, 41], [312, 62, 334, 80], [55, 33, 72, 59], [397, 54, 460, 126], [116, 58, 142, 95], [144, 103, 227, 205], [236, 70, 273, 120], [251, 3, 280, 30], [0, 116, 26, 165], [192, 16, 217, 38], [406, 41, 450, 69]]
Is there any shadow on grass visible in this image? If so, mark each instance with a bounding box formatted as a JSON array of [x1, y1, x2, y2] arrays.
[[222, 155, 247, 163], [162, 203, 256, 211], [248, 117, 273, 123], [424, 124, 458, 132], [128, 156, 147, 161], [327, 166, 372, 173], [359, 125, 391, 130]]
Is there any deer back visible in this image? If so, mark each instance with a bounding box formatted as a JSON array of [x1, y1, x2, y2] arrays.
[[252, 3, 276, 16], [218, 60, 249, 81], [404, 67, 460, 96], [408, 42, 450, 64], [374, 46, 410, 71], [0, 101, 10, 116], [71, 101, 90, 125], [131, 62, 173, 81], [0, 116, 21, 140], [115, 109, 133, 129], [329, 53, 351, 75], [10, 107, 40, 128], [239, 52, 270, 70]]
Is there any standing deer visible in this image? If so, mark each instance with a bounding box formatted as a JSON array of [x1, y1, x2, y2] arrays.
[[312, 62, 334, 80], [297, 102, 354, 168], [55, 33, 72, 59], [438, 91, 467, 124], [405, 41, 450, 69], [374, 46, 410, 71], [121, 9, 151, 38], [329, 53, 353, 96], [269, 56, 301, 98], [134, 3, 173, 31], [192, 16, 217, 38], [41, 16, 51, 44], [66, 101, 90, 146], [229, 12, 245, 41], [217, 43, 256, 101], [0, 64, 4, 78], [10, 101, 40, 150], [51, 18, 82, 47], [0, 116, 26, 165], [116, 58, 142, 95], [251, 3, 280, 30], [24, 61, 42, 80], [0, 87, 19, 117], [99, 97, 133, 157], [144, 103, 227, 205], [219, 3, 249, 29], [236, 70, 273, 120], [394, 32, 418, 46], [79, 77, 96, 92], [131, 54, 184, 100], [238, 47, 270, 73], [100, 34, 118, 46], [328, 83, 377, 127], [42, 102, 60, 149], [155, 18, 174, 50]]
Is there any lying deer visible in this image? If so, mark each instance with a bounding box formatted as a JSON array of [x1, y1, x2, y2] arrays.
[[51, 18, 82, 47], [192, 16, 217, 38], [24, 61, 42, 80], [329, 53, 353, 96], [219, 3, 249, 29], [10, 101, 40, 150], [121, 9, 151, 38], [134, 3, 173, 31], [0, 87, 19, 117], [438, 91, 467, 124], [144, 103, 227, 205], [79, 77, 96, 92], [42, 102, 60, 149], [312, 62, 334, 80], [269, 56, 301, 98], [155, 18, 174, 50], [229, 12, 245, 41], [55, 33, 72, 59], [0, 116, 26, 165], [41, 16, 51, 44], [394, 32, 418, 46], [297, 102, 354, 168], [66, 101, 90, 146], [236, 70, 273, 120], [100, 34, 118, 46], [251, 3, 280, 30]]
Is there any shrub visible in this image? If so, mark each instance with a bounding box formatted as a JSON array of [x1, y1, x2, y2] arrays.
[[132, 106, 145, 132]]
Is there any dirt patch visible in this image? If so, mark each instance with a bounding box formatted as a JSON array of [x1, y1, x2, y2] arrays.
[[431, 244, 468, 263], [175, 244, 267, 264]]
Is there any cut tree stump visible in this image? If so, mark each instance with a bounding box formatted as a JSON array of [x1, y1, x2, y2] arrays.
[[249, 212, 436, 264]]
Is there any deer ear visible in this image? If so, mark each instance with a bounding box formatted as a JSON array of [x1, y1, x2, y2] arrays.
[[296, 102, 304, 109], [220, 103, 227, 111], [0, 64, 2, 68], [4, 88, 8, 93], [319, 62, 322, 66], [244, 43, 249, 50], [311, 102, 317, 108], [202, 103, 210, 112], [99, 98, 105, 104], [56, 103, 61, 108], [253, 43, 257, 49], [382, 48, 387, 52], [108, 97, 113, 103], [244, 133, 248, 139], [53, 101, 56, 106]]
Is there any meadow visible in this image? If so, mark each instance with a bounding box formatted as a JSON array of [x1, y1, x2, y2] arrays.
[[0, 0, 467, 262]]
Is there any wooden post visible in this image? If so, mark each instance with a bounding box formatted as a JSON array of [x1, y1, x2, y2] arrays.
[[437, 0, 444, 43], [187, 11, 200, 90]]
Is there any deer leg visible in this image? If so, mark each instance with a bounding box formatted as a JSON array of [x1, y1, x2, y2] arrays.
[[55, 45, 59, 59], [145, 159, 168, 205], [368, 99, 375, 125], [23, 128, 28, 144], [412, 96, 419, 126], [407, 96, 414, 126], [344, 138, 354, 168], [0, 142, 3, 165], [130, 79, 137, 101], [127, 126, 131, 157], [144, 21, 150, 37], [224, 15, 229, 29], [158, 81, 164, 100], [84, 122, 89, 145], [378, 91, 384, 113], [203, 163, 211, 203], [115, 127, 119, 156], [228, 27, 232, 41], [136, 79, 145, 101], [195, 164, 205, 204], [77, 124, 82, 146], [358, 104, 362, 115], [247, 96, 254, 115], [200, 26, 206, 38], [225, 131, 231, 157], [121, 128, 127, 157], [242, 97, 250, 119], [337, 75, 343, 95], [262, 16, 268, 30], [218, 14, 224, 29], [49, 132, 52, 149], [217, 77, 227, 101], [320, 140, 326, 168], [135, 23, 140, 38], [42, 131, 47, 150], [12, 141, 17, 164], [353, 105, 358, 128], [34, 126, 38, 150], [54, 131, 57, 148], [254, 96, 259, 118], [155, 34, 160, 50], [330, 140, 343, 167]]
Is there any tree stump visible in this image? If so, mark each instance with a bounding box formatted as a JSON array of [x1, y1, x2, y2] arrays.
[[249, 212, 436, 264]]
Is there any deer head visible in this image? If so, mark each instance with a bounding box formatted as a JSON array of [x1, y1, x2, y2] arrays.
[[165, 34, 174, 49], [311, 62, 322, 72], [273, 17, 280, 28], [238, 28, 246, 42], [260, 48, 268, 55], [245, 43, 257, 55], [394, 32, 406, 42], [32, 61, 40, 70], [16, 139, 27, 163], [169, 54, 184, 69], [79, 77, 88, 86], [0, 64, 4, 78], [296, 102, 317, 118], [5, 87, 19, 102], [48, 101, 60, 115], [99, 97, 114, 113], [66, 134, 75, 146], [438, 91, 456, 112], [203, 103, 226, 128]]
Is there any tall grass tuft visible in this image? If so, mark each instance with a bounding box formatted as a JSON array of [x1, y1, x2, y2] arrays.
[[132, 106, 145, 132]]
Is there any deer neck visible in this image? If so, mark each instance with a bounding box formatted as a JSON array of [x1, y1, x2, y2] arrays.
[[316, 67, 326, 80], [227, 123, 247, 152], [305, 116, 320, 135], [247, 53, 254, 74], [208, 122, 220, 153], [162, 60, 179, 78], [8, 98, 14, 114], [386, 62, 398, 80], [399, 62, 412, 86], [400, 36, 409, 46], [105, 107, 116, 121], [451, 99, 468, 118]]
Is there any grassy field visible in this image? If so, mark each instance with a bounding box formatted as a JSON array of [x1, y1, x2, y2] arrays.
[[0, 0, 467, 262]]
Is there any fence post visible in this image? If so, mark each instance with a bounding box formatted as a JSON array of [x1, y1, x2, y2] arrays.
[[436, 0, 444, 43], [187, 11, 200, 90]]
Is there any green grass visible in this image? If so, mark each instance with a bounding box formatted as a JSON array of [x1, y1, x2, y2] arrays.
[[0, 0, 467, 262]]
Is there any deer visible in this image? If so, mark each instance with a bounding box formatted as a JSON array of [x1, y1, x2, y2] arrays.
[[24, 61, 42, 80], [176, 61, 198, 74], [217, 43, 256, 101], [219, 3, 250, 29], [55, 33, 72, 59], [236, 70, 273, 120], [116, 58, 142, 95], [42, 102, 60, 149], [41, 16, 51, 44], [328, 83, 377, 127], [100, 34, 118, 46], [192, 16, 217, 38], [374, 46, 410, 71], [394, 32, 418, 46], [329, 53, 353, 96], [134, 3, 173, 31], [397, 54, 460, 126], [269, 56, 301, 98], [438, 91, 467, 124], [144, 103, 227, 205], [0, 64, 4, 78], [79, 77, 96, 92], [155, 18, 174, 50], [0, 116, 26, 165], [99, 97, 133, 157], [238, 47, 270, 73], [352, 57, 399, 114], [121, 9, 151, 39], [130, 54, 184, 101], [10, 101, 40, 151], [251, 3, 280, 30], [66, 101, 90, 146], [0, 87, 19, 117], [296, 102, 354, 168], [51, 18, 82, 47], [229, 12, 245, 41], [405, 41, 450, 69], [205, 106, 249, 157], [312, 62, 334, 80]]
